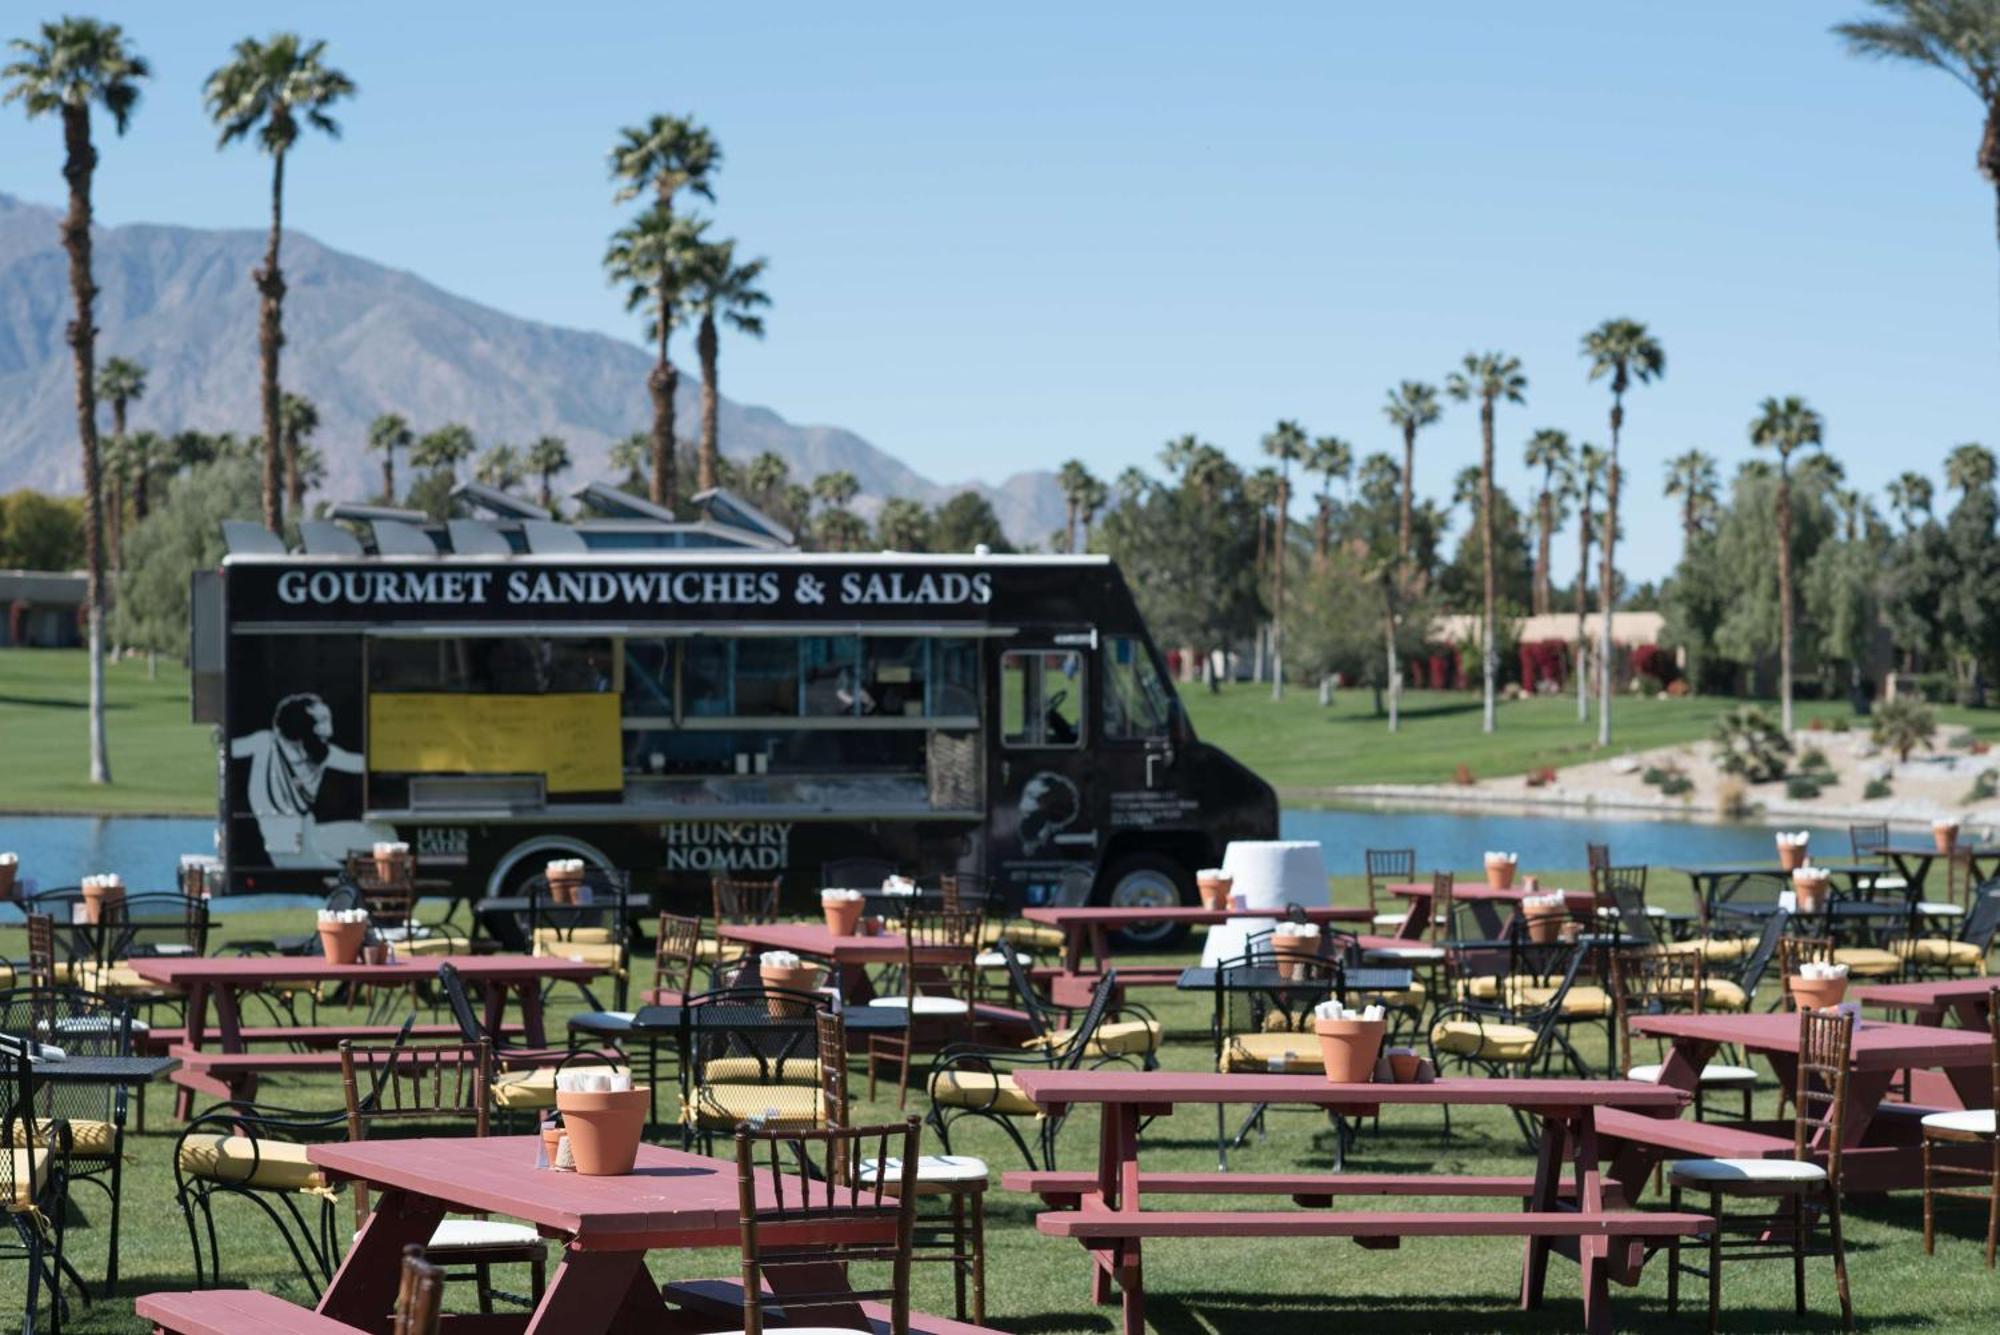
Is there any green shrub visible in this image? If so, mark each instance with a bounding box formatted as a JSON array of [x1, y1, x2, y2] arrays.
[[1799, 746, 1830, 772], [1872, 697, 1939, 764], [1964, 769, 1999, 805], [1828, 717, 1851, 734], [1785, 775, 1823, 800], [1863, 778, 1892, 800], [1660, 773, 1694, 797], [1714, 705, 1792, 783], [1641, 766, 1667, 787]]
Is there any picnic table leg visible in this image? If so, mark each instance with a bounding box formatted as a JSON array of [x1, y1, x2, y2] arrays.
[[1090, 925, 1110, 974], [1062, 926, 1083, 976], [212, 982, 246, 1051], [1395, 889, 1429, 940], [317, 1187, 445, 1325], [1571, 1111, 1614, 1335], [526, 1247, 664, 1335], [1520, 1111, 1567, 1311]]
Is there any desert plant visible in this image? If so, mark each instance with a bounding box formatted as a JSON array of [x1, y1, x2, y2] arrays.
[[1871, 696, 1938, 763], [1785, 774, 1824, 800], [1660, 773, 1694, 797], [1713, 705, 1792, 783], [1829, 717, 1851, 734], [1799, 745, 1831, 772], [1863, 778, 1892, 800], [1716, 776, 1754, 820], [1965, 769, 1999, 805], [1949, 729, 1980, 751]]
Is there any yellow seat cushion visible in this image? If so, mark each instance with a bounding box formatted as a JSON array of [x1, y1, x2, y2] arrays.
[[397, 936, 461, 958], [1833, 947, 1902, 978], [998, 922, 1066, 952], [927, 1069, 1041, 1117], [7, 1148, 48, 1211], [8, 1118, 117, 1157], [1357, 981, 1428, 1011], [1703, 979, 1749, 1012], [176, 1135, 331, 1194], [1028, 1018, 1161, 1059], [1220, 1031, 1323, 1074], [1888, 938, 1986, 971], [490, 1064, 624, 1111], [533, 939, 624, 970], [1503, 981, 1612, 1019], [1661, 937, 1751, 964], [533, 926, 614, 947], [74, 962, 178, 996], [683, 1082, 826, 1131], [1430, 1019, 1540, 1063], [699, 1056, 822, 1086]]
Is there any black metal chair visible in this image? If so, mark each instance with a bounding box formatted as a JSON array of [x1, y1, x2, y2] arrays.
[[1428, 944, 1594, 1144], [996, 949, 1160, 1070], [678, 986, 833, 1152], [926, 971, 1117, 1170], [1210, 947, 1349, 1166], [525, 868, 632, 1012], [0, 987, 136, 1288], [434, 963, 618, 1124], [1890, 884, 2000, 980], [3, 1032, 71, 1335]]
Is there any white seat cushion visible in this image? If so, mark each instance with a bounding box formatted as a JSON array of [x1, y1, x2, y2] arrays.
[[859, 1153, 990, 1185], [1921, 1109, 1997, 1136], [1629, 1063, 1758, 1088], [1371, 912, 1407, 927], [975, 949, 1030, 968], [1668, 1158, 1827, 1194], [1916, 901, 1966, 917], [1365, 946, 1444, 962], [867, 996, 970, 1017]]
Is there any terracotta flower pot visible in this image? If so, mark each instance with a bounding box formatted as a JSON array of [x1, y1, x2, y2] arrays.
[[1523, 901, 1567, 944], [823, 897, 864, 936], [1933, 825, 1959, 855], [1485, 861, 1516, 890], [1792, 874, 1830, 914], [1197, 873, 1233, 911], [540, 1124, 566, 1169], [1315, 1017, 1387, 1084], [555, 1087, 649, 1176], [1777, 841, 1807, 873], [318, 920, 367, 964], [760, 962, 823, 1017], [363, 942, 391, 966], [80, 882, 123, 925], [547, 868, 583, 904], [374, 851, 409, 884], [1269, 935, 1319, 979], [1789, 976, 1848, 1011], [1387, 1049, 1423, 1083]]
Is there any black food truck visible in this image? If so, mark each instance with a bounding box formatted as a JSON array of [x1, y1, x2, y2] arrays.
[[192, 489, 1277, 925]]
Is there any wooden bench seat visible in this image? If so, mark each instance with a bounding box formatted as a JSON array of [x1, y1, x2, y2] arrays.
[[1007, 1169, 1578, 1208], [137, 1288, 362, 1335], [1594, 1107, 1795, 1159], [663, 1276, 1008, 1334], [139, 1022, 513, 1056], [1038, 1207, 1713, 1242]]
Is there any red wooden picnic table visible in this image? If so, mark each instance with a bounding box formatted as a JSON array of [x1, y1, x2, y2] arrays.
[[1853, 977, 1999, 1028], [126, 953, 602, 1115], [1019, 904, 1372, 978], [307, 1134, 900, 1335], [717, 920, 909, 1001], [1004, 1067, 1697, 1335], [1385, 881, 1594, 940], [1602, 1011, 1995, 1195]]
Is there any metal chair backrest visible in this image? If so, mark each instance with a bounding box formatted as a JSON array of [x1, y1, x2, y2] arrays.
[[0, 1034, 41, 1215], [529, 867, 631, 958], [713, 875, 780, 925], [1734, 908, 1791, 994], [733, 1118, 920, 1335], [1608, 882, 1658, 947], [323, 882, 363, 915], [94, 891, 209, 966], [1364, 849, 1416, 912], [392, 1244, 446, 1335], [683, 987, 828, 1089], [0, 985, 132, 1136], [1513, 944, 1591, 1033], [1054, 971, 1120, 1070], [1792, 1007, 1854, 1184], [341, 1033, 489, 1225], [653, 912, 705, 1000], [1610, 949, 1703, 1073], [821, 858, 898, 891], [1215, 952, 1331, 1060], [998, 948, 1055, 1040], [24, 913, 55, 990], [1959, 883, 2000, 949], [434, 962, 488, 1042], [1848, 822, 1890, 861]]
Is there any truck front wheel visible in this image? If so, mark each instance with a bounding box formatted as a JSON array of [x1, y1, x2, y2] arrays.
[[1099, 853, 1195, 948]]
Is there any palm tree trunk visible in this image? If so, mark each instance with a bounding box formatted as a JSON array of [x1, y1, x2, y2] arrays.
[[381, 455, 395, 505], [1383, 573, 1401, 734], [284, 427, 303, 516], [60, 104, 111, 785], [539, 469, 553, 511], [1778, 464, 1794, 735], [1272, 475, 1287, 700], [256, 151, 287, 531], [1399, 426, 1415, 560], [1983, 105, 1999, 343], [1597, 396, 1622, 747], [1576, 504, 1591, 723], [107, 397, 128, 572], [1535, 488, 1552, 616], [696, 312, 720, 494], [1314, 497, 1329, 566], [649, 281, 676, 510], [1480, 400, 1496, 733]]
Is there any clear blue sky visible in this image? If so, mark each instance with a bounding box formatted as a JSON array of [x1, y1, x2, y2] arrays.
[[4, 1, 1996, 577]]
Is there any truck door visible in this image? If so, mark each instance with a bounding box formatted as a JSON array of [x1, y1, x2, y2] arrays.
[[987, 641, 1098, 907]]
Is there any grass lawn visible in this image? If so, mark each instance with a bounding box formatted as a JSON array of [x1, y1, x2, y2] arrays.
[[0, 649, 213, 815], [9, 875, 1999, 1334], [1182, 681, 2000, 796]]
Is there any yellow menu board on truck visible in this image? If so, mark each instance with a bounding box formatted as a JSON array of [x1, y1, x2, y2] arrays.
[[368, 692, 623, 794]]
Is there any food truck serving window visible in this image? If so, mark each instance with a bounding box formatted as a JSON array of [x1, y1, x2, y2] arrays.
[[1001, 650, 1084, 749]]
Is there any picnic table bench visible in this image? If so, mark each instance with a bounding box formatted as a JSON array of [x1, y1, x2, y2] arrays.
[[1006, 1068, 1706, 1335]]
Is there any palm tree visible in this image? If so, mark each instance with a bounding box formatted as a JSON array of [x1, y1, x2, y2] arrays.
[[126, 428, 165, 523], [1663, 448, 1720, 547], [366, 413, 411, 504], [1835, 3, 2000, 337], [204, 33, 354, 531], [611, 113, 719, 216], [604, 207, 704, 510], [412, 424, 475, 482], [608, 432, 648, 494], [1886, 469, 1935, 530], [473, 444, 524, 491], [1570, 443, 1606, 722], [1076, 475, 1109, 550], [1523, 428, 1571, 615], [812, 470, 860, 551], [526, 436, 572, 511], [96, 356, 146, 571], [876, 497, 930, 552], [1056, 460, 1093, 552], [1243, 466, 1280, 682], [1946, 440, 1996, 495], [1382, 381, 1440, 561], [1581, 317, 1665, 746], [5, 16, 149, 786], [744, 449, 789, 511], [685, 238, 769, 494], [1306, 435, 1353, 564], [278, 392, 319, 516], [1750, 395, 1826, 735], [1262, 420, 1308, 700], [1445, 353, 1528, 733]]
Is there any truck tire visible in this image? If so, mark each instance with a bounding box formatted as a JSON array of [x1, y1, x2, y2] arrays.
[[1098, 853, 1195, 948]]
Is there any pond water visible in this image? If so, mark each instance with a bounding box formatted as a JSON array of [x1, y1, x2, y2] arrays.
[[0, 805, 1921, 902]]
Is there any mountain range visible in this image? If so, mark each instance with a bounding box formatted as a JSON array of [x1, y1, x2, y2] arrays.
[[0, 192, 1065, 543]]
